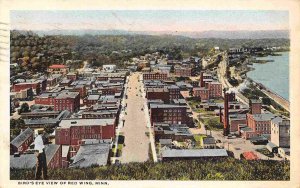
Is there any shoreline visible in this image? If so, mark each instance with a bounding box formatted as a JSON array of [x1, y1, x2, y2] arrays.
[[233, 54, 290, 112]]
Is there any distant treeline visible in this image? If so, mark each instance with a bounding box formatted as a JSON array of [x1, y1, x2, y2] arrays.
[[10, 30, 290, 74], [10, 157, 289, 180]]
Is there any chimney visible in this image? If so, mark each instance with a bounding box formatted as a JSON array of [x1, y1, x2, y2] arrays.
[[200, 71, 204, 87], [223, 89, 230, 136], [14, 152, 20, 157], [219, 107, 222, 123]]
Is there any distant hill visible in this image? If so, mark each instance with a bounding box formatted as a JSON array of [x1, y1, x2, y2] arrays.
[[14, 29, 289, 39]]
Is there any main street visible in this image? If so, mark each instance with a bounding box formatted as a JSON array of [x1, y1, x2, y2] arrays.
[[117, 72, 150, 163]]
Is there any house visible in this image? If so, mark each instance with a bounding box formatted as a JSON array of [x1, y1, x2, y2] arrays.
[[203, 136, 216, 149], [10, 128, 34, 155], [48, 64, 69, 75]]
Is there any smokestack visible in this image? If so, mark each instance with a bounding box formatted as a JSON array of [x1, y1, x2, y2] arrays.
[[219, 107, 222, 123], [200, 71, 204, 87], [223, 88, 230, 136]]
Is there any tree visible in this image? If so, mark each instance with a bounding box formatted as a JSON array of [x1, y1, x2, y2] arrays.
[[262, 97, 271, 105], [207, 118, 223, 130], [11, 128, 21, 137], [19, 103, 30, 114], [44, 126, 54, 134]]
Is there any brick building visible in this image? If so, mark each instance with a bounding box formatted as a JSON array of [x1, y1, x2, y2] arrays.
[[249, 99, 262, 114], [154, 123, 193, 142], [13, 80, 44, 95], [55, 118, 116, 157], [143, 72, 168, 80], [83, 95, 100, 107], [35, 92, 59, 106], [166, 85, 181, 100], [174, 67, 192, 77], [207, 82, 222, 98], [193, 82, 222, 100], [10, 128, 34, 154], [146, 88, 170, 103], [193, 87, 209, 100], [54, 92, 80, 112], [150, 104, 192, 127], [240, 100, 275, 139]]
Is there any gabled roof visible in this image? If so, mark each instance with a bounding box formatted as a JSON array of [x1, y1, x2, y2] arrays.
[[70, 143, 110, 168], [11, 128, 34, 148]]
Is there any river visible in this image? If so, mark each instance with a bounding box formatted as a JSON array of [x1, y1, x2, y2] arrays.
[[247, 52, 289, 101]]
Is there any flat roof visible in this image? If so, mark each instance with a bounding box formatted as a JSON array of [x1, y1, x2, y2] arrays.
[[252, 113, 275, 121], [56, 92, 79, 99], [162, 149, 228, 158], [150, 104, 186, 109], [59, 118, 115, 128]]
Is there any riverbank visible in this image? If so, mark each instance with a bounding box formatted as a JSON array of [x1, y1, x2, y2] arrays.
[[225, 52, 290, 114]]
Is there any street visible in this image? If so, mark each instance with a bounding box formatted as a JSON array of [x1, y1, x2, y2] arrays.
[[117, 72, 150, 163]]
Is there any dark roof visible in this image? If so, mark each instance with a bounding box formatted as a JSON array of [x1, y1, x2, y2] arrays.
[[203, 137, 216, 145], [70, 143, 110, 168], [159, 139, 172, 145], [11, 128, 34, 148]]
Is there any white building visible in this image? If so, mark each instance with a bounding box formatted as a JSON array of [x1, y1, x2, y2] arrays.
[[103, 65, 117, 72], [271, 116, 290, 148]]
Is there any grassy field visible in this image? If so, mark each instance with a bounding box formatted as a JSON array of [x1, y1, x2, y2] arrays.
[[10, 158, 290, 180], [194, 134, 207, 147]]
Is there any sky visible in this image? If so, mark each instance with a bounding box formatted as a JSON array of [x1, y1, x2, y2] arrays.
[[10, 10, 289, 32]]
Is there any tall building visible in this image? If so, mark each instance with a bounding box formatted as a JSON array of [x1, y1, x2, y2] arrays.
[[54, 92, 80, 112], [271, 116, 290, 148], [55, 118, 116, 157]]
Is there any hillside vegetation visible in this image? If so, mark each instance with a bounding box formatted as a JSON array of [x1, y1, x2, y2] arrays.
[[10, 30, 290, 75], [10, 158, 289, 180]]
